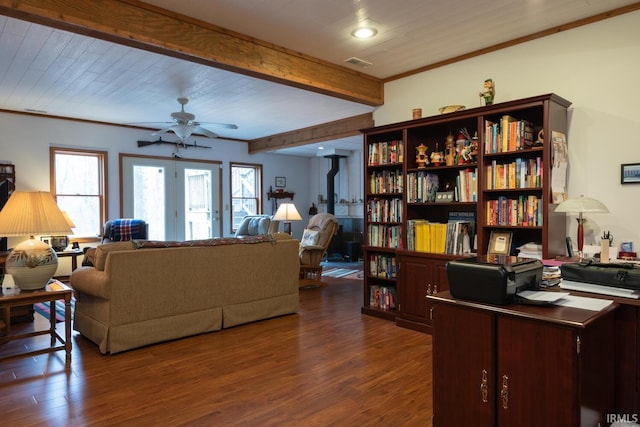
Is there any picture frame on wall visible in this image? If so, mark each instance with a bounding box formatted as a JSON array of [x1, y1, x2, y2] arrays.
[[621, 163, 640, 184], [488, 231, 512, 255], [275, 176, 286, 188]]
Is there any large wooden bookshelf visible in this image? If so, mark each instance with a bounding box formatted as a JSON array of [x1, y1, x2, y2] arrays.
[[361, 94, 572, 329]]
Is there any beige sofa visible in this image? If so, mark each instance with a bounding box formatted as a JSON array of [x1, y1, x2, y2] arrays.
[[70, 235, 299, 354]]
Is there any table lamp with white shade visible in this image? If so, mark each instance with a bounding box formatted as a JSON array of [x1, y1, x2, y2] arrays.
[[273, 202, 302, 235], [0, 191, 73, 290], [555, 195, 608, 256]]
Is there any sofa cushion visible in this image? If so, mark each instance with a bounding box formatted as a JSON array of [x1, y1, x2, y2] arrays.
[[94, 241, 136, 271]]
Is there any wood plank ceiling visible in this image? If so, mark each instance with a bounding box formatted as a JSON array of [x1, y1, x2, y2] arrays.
[[0, 0, 638, 156]]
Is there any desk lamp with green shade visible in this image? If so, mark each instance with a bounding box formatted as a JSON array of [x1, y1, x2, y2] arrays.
[[0, 191, 72, 290]]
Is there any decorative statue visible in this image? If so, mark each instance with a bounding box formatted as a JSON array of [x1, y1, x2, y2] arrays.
[[445, 133, 455, 166], [455, 132, 469, 164], [430, 143, 444, 166], [479, 78, 495, 106], [415, 143, 429, 169]]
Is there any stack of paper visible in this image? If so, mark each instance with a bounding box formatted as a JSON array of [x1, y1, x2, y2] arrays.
[[517, 290, 614, 311]]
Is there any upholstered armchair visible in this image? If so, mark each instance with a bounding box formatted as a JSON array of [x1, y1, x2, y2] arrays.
[[234, 215, 279, 238], [298, 213, 338, 287], [83, 218, 148, 266]]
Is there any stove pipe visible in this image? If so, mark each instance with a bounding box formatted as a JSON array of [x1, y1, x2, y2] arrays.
[[325, 155, 344, 214]]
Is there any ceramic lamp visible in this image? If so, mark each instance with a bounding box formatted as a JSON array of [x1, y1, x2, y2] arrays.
[[0, 191, 72, 290]]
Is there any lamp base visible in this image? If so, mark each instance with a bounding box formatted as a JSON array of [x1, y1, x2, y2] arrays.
[[5, 238, 58, 290], [283, 221, 292, 235]]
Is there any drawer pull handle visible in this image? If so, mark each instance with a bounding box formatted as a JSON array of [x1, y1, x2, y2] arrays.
[[480, 369, 488, 403], [500, 375, 509, 409]]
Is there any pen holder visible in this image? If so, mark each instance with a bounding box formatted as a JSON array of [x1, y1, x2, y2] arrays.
[[600, 239, 610, 263]]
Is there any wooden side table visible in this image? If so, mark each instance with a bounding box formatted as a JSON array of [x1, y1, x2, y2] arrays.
[[0, 280, 73, 364], [54, 249, 84, 283], [0, 250, 34, 325]]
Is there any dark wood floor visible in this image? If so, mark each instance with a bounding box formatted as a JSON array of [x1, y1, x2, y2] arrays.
[[0, 274, 433, 426]]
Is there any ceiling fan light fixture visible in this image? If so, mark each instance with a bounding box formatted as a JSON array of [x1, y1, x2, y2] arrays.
[[173, 124, 194, 141], [351, 27, 377, 39]]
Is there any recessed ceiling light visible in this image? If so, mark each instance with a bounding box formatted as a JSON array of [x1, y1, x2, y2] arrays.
[[351, 27, 377, 39]]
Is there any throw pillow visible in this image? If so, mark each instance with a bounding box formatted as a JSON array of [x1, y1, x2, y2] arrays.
[[301, 228, 320, 247]]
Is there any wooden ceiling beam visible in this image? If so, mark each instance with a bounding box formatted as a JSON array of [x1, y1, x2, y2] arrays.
[[0, 0, 383, 106], [249, 113, 373, 154]]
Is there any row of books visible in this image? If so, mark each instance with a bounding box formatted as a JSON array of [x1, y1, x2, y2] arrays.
[[368, 140, 404, 166], [369, 169, 403, 194], [367, 224, 403, 249], [406, 216, 476, 255], [484, 116, 534, 154], [485, 195, 542, 227], [369, 285, 396, 310], [367, 198, 403, 223], [368, 254, 397, 279], [406, 171, 439, 202], [485, 157, 542, 190], [456, 168, 477, 202]]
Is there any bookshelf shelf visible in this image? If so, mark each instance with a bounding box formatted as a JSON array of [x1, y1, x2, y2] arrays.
[[361, 93, 571, 328]]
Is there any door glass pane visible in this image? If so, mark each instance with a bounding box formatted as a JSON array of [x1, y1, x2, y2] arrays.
[[133, 165, 166, 240], [184, 168, 212, 240]]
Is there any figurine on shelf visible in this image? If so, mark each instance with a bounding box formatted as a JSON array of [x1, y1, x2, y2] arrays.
[[479, 78, 495, 106], [470, 132, 479, 159], [430, 143, 444, 166], [415, 143, 429, 169], [455, 132, 469, 164], [445, 133, 455, 166]]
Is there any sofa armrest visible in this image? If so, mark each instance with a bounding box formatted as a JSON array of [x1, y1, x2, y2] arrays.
[[70, 266, 110, 299]]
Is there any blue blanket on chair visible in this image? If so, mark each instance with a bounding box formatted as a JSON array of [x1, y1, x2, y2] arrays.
[[109, 219, 145, 241]]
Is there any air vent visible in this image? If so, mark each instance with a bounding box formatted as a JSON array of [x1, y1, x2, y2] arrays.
[[344, 57, 372, 67]]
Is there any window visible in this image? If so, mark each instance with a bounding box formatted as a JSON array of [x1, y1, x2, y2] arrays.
[[230, 163, 262, 233], [50, 147, 107, 240]]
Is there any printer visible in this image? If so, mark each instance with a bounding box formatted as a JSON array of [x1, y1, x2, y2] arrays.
[[446, 255, 543, 305]]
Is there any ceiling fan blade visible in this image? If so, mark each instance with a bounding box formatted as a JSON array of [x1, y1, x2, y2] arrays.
[[200, 122, 238, 129], [194, 126, 219, 139], [151, 125, 174, 136]]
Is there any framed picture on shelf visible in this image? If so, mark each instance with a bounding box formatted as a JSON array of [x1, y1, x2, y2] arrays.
[[621, 163, 640, 184], [488, 231, 512, 255], [275, 176, 286, 188]]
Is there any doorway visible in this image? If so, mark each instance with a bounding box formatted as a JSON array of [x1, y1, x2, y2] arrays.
[[121, 155, 222, 240]]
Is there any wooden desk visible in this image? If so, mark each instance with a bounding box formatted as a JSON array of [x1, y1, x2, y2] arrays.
[[0, 280, 72, 364], [428, 291, 617, 427]]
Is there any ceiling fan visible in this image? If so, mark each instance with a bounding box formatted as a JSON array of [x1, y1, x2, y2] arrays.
[[149, 97, 238, 141]]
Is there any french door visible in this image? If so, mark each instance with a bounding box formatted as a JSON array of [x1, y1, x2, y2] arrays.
[[121, 155, 222, 241]]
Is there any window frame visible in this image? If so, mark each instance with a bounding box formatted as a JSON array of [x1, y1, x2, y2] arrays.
[[230, 162, 263, 234], [50, 147, 108, 242]]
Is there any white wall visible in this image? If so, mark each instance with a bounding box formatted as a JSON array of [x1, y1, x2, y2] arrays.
[[5, 10, 639, 254], [0, 112, 311, 239], [374, 10, 640, 254]]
